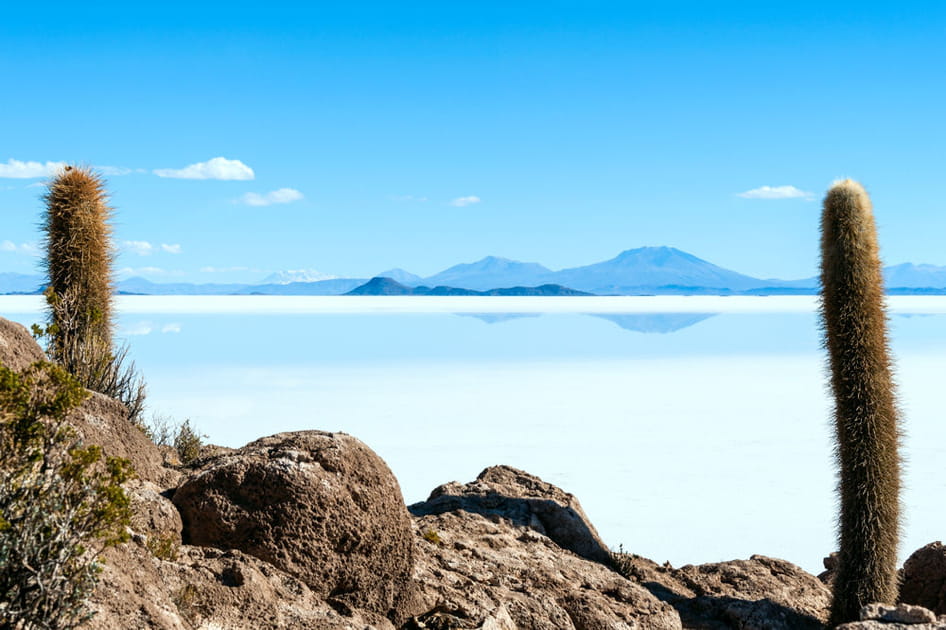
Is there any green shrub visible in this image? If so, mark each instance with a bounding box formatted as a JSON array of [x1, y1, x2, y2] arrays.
[[173, 419, 205, 466], [0, 362, 133, 629]]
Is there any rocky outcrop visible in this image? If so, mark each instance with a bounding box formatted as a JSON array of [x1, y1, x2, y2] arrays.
[[836, 603, 946, 629], [900, 543, 946, 615], [0, 317, 45, 370], [172, 431, 417, 622], [615, 552, 831, 629], [411, 465, 612, 565], [408, 466, 683, 630], [87, 542, 397, 630]]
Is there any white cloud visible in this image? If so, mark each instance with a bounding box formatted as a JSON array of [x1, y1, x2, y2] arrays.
[[239, 187, 304, 206], [153, 157, 255, 180], [122, 241, 183, 256], [450, 195, 481, 207], [123, 321, 154, 336], [0, 159, 67, 179], [736, 185, 814, 200], [123, 240, 155, 256], [161, 323, 182, 334], [1, 240, 39, 256], [96, 165, 145, 176]]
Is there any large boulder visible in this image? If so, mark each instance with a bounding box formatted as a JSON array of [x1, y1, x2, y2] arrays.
[[412, 465, 611, 565], [88, 543, 396, 630], [408, 467, 682, 629], [836, 603, 946, 629], [172, 431, 416, 621], [900, 542, 946, 615], [616, 553, 831, 629], [0, 317, 45, 370]]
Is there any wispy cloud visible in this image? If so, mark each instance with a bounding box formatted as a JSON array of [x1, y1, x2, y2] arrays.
[[449, 195, 481, 207], [122, 321, 183, 336], [154, 157, 255, 181], [0, 159, 66, 179], [96, 165, 145, 176], [239, 188, 304, 206], [161, 323, 182, 334], [736, 185, 814, 200], [1, 240, 39, 256], [122, 240, 182, 256], [390, 194, 429, 202]]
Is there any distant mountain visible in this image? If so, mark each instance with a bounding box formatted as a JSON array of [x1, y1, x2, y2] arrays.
[[422, 256, 553, 291], [261, 270, 339, 284], [117, 277, 251, 295], [346, 277, 592, 296], [551, 246, 768, 293], [236, 278, 365, 295], [376, 268, 425, 286], [884, 263, 946, 289], [0, 273, 44, 294]]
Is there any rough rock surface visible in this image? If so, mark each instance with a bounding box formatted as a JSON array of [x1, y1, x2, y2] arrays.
[[408, 466, 682, 630], [87, 542, 396, 630], [172, 431, 416, 621], [69, 391, 180, 487], [900, 542, 946, 615], [836, 603, 946, 629], [615, 552, 831, 629], [412, 465, 612, 565], [0, 317, 45, 370]]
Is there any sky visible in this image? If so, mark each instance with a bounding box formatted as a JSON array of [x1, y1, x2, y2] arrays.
[[1, 1, 944, 284]]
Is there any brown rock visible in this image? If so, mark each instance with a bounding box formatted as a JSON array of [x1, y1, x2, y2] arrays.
[[900, 542, 946, 615], [68, 390, 180, 487], [171, 430, 416, 621], [127, 479, 183, 549], [616, 552, 831, 629], [834, 603, 946, 629], [412, 465, 611, 565], [409, 470, 682, 630], [0, 317, 45, 370], [87, 543, 396, 629]]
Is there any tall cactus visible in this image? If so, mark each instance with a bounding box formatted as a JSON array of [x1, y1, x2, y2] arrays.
[[820, 179, 901, 625], [41, 165, 116, 390]]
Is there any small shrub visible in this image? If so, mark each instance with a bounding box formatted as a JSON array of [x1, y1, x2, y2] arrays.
[[145, 532, 179, 561], [172, 583, 202, 625], [422, 529, 442, 545], [136, 412, 175, 447], [0, 362, 133, 629], [173, 420, 205, 466]]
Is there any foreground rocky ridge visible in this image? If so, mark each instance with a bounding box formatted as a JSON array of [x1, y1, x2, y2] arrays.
[[2, 316, 946, 629]]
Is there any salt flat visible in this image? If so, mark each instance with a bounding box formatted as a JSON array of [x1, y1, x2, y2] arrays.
[[2, 294, 946, 314]]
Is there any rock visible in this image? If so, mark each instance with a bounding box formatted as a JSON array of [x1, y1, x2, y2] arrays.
[[861, 603, 937, 623], [0, 317, 45, 370], [615, 552, 831, 629], [68, 391, 180, 487], [819, 551, 839, 585], [172, 430, 416, 622], [127, 479, 183, 550], [87, 543, 396, 630], [900, 542, 946, 615], [409, 469, 682, 630], [835, 603, 946, 629], [412, 465, 611, 565]]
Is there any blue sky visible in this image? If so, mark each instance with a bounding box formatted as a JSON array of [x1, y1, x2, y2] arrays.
[[1, 1, 944, 283]]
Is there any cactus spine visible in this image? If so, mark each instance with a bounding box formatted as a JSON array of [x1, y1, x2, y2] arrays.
[[820, 179, 901, 625], [42, 166, 116, 388]]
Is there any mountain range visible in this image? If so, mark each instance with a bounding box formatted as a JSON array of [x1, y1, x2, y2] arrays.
[[4, 246, 946, 295]]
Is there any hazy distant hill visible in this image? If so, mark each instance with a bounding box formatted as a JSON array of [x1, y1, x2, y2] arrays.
[[0, 273, 43, 294], [551, 246, 768, 293], [7, 252, 946, 295], [346, 277, 592, 296], [422, 256, 553, 291], [261, 270, 339, 284], [375, 268, 425, 286]]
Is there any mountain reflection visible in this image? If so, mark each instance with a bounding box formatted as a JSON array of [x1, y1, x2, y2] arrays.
[[456, 311, 717, 334]]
